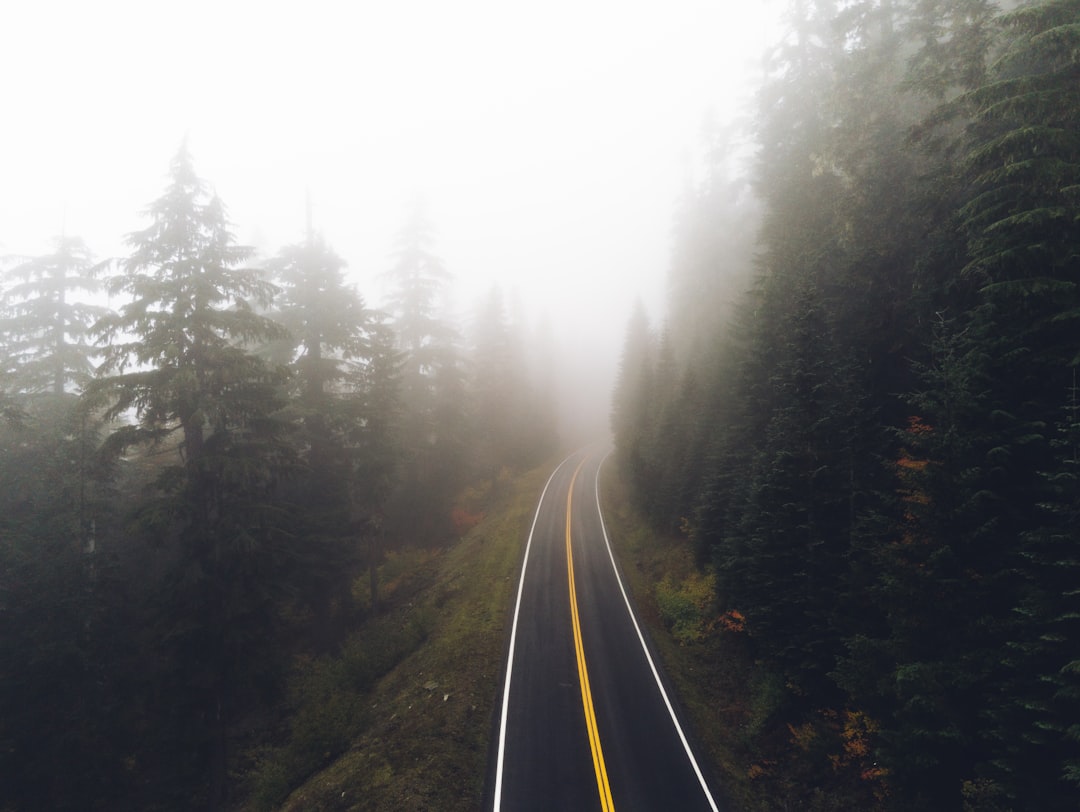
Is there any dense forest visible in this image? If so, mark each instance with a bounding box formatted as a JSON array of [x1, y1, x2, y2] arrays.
[[613, 0, 1080, 809], [6, 0, 1079, 810], [0, 145, 557, 810]]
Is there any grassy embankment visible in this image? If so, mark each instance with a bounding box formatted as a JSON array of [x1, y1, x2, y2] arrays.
[[241, 463, 552, 811], [599, 464, 890, 812], [596, 463, 758, 812]]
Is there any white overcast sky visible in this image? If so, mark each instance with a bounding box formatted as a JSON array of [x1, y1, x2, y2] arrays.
[[2, 0, 779, 421]]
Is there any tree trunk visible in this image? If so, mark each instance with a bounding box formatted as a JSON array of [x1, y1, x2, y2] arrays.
[[207, 690, 227, 812], [369, 530, 380, 614]]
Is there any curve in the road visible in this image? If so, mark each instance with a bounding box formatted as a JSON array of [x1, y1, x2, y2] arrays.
[[566, 457, 615, 811], [590, 454, 719, 811], [490, 449, 722, 811], [490, 454, 573, 810]]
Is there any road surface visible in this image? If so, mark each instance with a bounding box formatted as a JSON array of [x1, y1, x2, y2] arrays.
[[486, 449, 722, 811]]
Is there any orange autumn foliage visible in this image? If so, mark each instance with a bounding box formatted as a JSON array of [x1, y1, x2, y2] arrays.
[[905, 415, 933, 436], [827, 709, 888, 788], [895, 415, 934, 536], [718, 608, 746, 633], [747, 761, 776, 780], [788, 721, 818, 752]]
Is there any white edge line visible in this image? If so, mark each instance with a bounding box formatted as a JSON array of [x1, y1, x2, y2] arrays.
[[492, 451, 580, 812], [593, 452, 721, 812]]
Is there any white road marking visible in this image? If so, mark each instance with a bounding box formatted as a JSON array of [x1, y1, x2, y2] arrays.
[[592, 452, 721, 812], [492, 449, 721, 811], [492, 451, 579, 812]]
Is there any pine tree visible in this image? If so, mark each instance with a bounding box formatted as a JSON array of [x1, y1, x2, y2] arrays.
[[381, 199, 456, 416], [941, 2, 1080, 802], [468, 285, 552, 484], [904, 0, 998, 100], [611, 300, 655, 475], [266, 222, 374, 491], [380, 201, 467, 543], [0, 235, 110, 395], [0, 389, 118, 810], [264, 220, 398, 638], [86, 143, 294, 810], [0, 238, 123, 809]]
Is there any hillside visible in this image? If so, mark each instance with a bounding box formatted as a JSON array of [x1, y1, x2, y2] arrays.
[[245, 464, 552, 811]]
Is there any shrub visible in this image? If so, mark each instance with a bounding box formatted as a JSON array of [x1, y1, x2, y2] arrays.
[[655, 569, 716, 645]]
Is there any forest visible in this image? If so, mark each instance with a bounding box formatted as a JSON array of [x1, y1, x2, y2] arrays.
[[613, 0, 1080, 809], [5, 0, 1080, 810], [0, 144, 557, 810]]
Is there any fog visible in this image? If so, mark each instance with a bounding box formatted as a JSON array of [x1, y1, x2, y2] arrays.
[[9, 4, 1080, 808], [2, 0, 778, 441]]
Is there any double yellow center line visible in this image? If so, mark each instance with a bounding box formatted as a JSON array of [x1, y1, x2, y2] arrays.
[[566, 459, 616, 811]]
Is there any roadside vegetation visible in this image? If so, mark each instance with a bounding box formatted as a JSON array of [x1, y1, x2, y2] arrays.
[[242, 464, 554, 811], [0, 146, 558, 811], [601, 462, 887, 811], [612, 2, 1080, 809]]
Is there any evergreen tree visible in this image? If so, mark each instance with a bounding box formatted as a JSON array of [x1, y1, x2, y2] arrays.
[[0, 235, 110, 395], [943, 2, 1080, 802], [469, 285, 552, 483], [381, 199, 456, 416], [667, 126, 760, 364], [611, 300, 655, 472], [0, 391, 119, 811], [264, 220, 399, 638], [86, 143, 294, 810], [470, 286, 513, 481], [0, 243, 125, 810], [904, 0, 998, 100], [380, 201, 467, 543], [524, 312, 560, 452]]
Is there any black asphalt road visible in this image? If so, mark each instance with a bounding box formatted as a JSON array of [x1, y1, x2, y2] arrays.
[[487, 450, 721, 811]]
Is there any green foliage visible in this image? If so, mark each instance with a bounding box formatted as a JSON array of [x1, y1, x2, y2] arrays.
[[378, 202, 466, 540], [77, 144, 305, 810], [263, 224, 402, 648], [0, 235, 110, 394], [2, 141, 563, 809], [655, 569, 716, 645], [0, 393, 120, 810], [612, 1, 1080, 808], [250, 654, 370, 811], [248, 602, 432, 810]]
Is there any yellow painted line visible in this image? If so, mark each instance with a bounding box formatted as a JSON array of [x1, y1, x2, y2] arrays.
[[591, 453, 720, 811], [566, 458, 616, 812]]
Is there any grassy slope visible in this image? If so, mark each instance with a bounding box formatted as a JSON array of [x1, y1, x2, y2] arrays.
[[260, 463, 552, 812], [598, 464, 891, 812]]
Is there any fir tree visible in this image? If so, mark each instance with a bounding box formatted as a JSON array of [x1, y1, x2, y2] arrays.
[[264, 220, 398, 638], [0, 235, 110, 395], [86, 143, 294, 810], [380, 201, 467, 543]]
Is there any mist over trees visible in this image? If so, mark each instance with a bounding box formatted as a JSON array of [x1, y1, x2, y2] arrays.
[[0, 146, 558, 810], [4, 0, 1077, 809], [613, 0, 1080, 809]]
